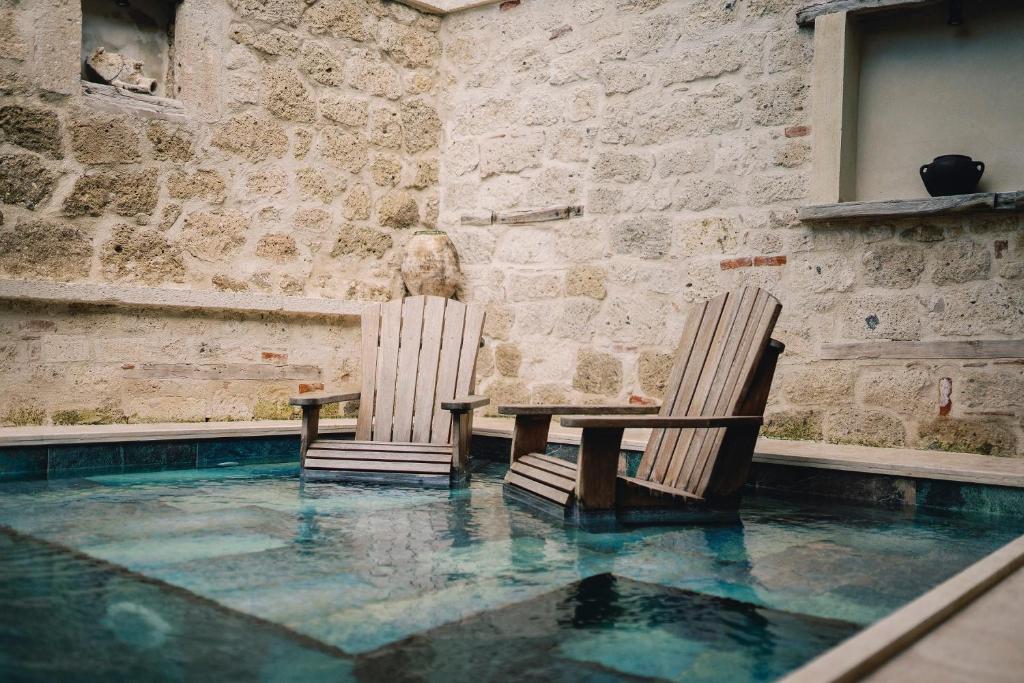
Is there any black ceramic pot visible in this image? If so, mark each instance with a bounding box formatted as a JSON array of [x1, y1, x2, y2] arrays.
[[920, 155, 985, 197]]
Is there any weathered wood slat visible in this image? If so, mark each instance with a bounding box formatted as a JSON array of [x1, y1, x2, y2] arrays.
[[677, 288, 767, 491], [392, 297, 426, 441], [667, 288, 752, 488], [311, 440, 452, 453], [431, 303, 466, 444], [449, 305, 485, 446], [356, 304, 381, 440], [304, 458, 450, 474], [798, 192, 1006, 222], [995, 191, 1024, 211], [373, 301, 403, 441], [796, 0, 940, 26], [505, 471, 571, 506], [639, 299, 709, 480], [619, 475, 702, 501], [413, 296, 447, 442], [519, 453, 577, 477], [460, 205, 584, 226], [510, 461, 576, 492], [510, 416, 553, 464], [693, 292, 781, 496], [498, 404, 661, 416], [651, 293, 728, 484], [821, 340, 1024, 360], [305, 449, 451, 464], [81, 80, 189, 121]]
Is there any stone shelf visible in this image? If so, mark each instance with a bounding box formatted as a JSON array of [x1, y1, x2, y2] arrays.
[[0, 279, 365, 319], [798, 191, 1024, 222], [796, 0, 941, 27]]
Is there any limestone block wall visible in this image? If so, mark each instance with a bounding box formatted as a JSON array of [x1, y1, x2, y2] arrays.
[[0, 0, 442, 424], [439, 0, 1024, 456]]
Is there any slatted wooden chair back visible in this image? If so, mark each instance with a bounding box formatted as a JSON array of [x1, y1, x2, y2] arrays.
[[635, 287, 782, 498], [355, 295, 485, 445]]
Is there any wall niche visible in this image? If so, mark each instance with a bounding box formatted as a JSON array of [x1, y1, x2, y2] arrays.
[[81, 0, 179, 98], [807, 0, 1024, 208]]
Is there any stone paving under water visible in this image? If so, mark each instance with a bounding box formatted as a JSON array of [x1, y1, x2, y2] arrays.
[[0, 461, 1021, 682]]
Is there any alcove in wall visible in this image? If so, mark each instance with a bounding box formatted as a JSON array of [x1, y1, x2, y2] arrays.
[[81, 0, 179, 98], [805, 0, 1024, 216]]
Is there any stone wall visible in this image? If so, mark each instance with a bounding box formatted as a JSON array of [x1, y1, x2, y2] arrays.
[[439, 0, 1024, 456], [0, 0, 442, 424], [1, 0, 1021, 457]]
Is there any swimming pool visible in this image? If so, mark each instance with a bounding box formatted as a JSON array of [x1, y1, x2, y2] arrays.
[[1, 460, 1021, 682]]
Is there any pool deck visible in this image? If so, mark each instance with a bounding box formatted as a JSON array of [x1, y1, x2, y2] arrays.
[[2, 416, 1022, 489], [782, 533, 1024, 683]]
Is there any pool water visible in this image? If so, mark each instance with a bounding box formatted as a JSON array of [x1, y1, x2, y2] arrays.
[[0, 461, 1021, 682]]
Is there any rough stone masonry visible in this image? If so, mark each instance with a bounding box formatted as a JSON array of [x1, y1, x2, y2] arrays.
[[0, 0, 1021, 457], [438, 0, 1023, 456]]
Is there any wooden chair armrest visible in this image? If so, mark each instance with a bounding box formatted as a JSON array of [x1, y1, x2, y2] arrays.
[[498, 404, 660, 416], [288, 390, 361, 407], [441, 395, 489, 413], [560, 415, 763, 429]]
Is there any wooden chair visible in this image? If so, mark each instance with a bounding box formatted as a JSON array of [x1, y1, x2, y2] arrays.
[[290, 295, 488, 487], [500, 287, 784, 521]]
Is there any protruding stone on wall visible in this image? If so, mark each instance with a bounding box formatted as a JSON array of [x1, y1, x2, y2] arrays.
[[68, 111, 141, 165], [64, 169, 159, 218], [0, 105, 63, 158], [573, 349, 622, 395], [211, 113, 288, 162], [332, 224, 392, 258], [167, 170, 227, 203], [146, 121, 194, 162], [305, 0, 370, 40], [0, 153, 57, 208], [256, 233, 298, 262], [824, 409, 906, 448], [0, 218, 92, 280], [100, 224, 185, 285], [917, 418, 1017, 456], [321, 128, 369, 172], [378, 190, 419, 228], [181, 210, 248, 262]]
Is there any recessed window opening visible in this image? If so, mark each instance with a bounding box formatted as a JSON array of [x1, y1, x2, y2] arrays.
[[81, 0, 178, 98]]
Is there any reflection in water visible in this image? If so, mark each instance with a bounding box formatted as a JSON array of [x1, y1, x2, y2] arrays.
[[0, 461, 1020, 682]]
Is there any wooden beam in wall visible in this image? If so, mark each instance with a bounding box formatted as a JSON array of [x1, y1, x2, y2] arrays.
[[820, 340, 1024, 360], [796, 0, 942, 27]]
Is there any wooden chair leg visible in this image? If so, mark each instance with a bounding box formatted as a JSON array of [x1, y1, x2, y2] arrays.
[[576, 427, 624, 511], [300, 405, 320, 468], [451, 410, 473, 477], [510, 415, 551, 465]]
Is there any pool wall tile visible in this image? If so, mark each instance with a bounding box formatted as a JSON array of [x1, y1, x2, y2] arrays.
[[197, 436, 298, 468], [0, 446, 49, 480], [122, 442, 198, 470], [47, 444, 124, 475], [2, 433, 1023, 518]]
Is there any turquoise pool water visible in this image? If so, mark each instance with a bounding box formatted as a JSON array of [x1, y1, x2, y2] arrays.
[[1, 461, 1021, 682]]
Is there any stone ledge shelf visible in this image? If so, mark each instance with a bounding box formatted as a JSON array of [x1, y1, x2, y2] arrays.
[[0, 279, 365, 319], [796, 0, 943, 26], [81, 81, 189, 122], [399, 0, 504, 14], [798, 191, 1024, 222]]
